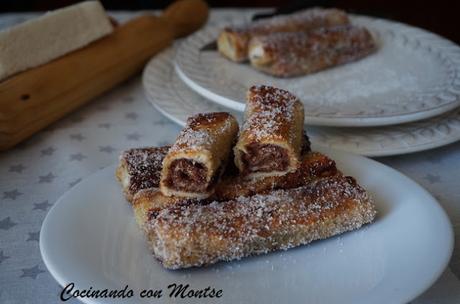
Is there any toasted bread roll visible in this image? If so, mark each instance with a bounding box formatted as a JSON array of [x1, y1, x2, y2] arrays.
[[132, 188, 196, 232], [216, 151, 338, 200], [234, 85, 304, 179], [143, 175, 376, 269], [115, 146, 170, 202], [117, 136, 313, 205], [132, 150, 339, 225], [249, 25, 376, 77], [160, 112, 239, 199], [217, 8, 349, 62]]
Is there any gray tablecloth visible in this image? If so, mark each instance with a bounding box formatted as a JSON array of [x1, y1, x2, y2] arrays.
[[0, 10, 459, 304]]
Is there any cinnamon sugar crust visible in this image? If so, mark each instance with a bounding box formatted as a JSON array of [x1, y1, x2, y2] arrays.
[[249, 25, 377, 77], [160, 112, 239, 199], [132, 151, 339, 219], [145, 175, 376, 269], [217, 8, 349, 62], [234, 85, 304, 179], [115, 146, 170, 202]]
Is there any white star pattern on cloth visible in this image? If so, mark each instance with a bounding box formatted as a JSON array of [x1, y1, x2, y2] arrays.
[[99, 145, 115, 153], [0, 217, 17, 230], [69, 133, 85, 141], [26, 231, 40, 242], [3, 189, 22, 200], [33, 201, 51, 211], [126, 132, 141, 141], [98, 123, 111, 129], [0, 251, 10, 264], [69, 153, 87, 161], [20, 265, 44, 279], [40, 146, 55, 156], [8, 164, 25, 173], [38, 172, 56, 183]]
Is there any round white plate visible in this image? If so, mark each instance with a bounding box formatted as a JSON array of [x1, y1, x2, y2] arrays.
[[144, 48, 460, 157], [40, 147, 453, 304], [175, 16, 460, 127]]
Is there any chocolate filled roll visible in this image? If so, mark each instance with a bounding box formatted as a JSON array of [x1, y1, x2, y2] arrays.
[[116, 146, 170, 203], [234, 85, 304, 179], [217, 8, 349, 62], [133, 150, 340, 231], [160, 112, 239, 199], [249, 25, 376, 77]]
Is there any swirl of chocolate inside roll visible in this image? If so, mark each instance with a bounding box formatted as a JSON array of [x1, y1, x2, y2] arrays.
[[160, 112, 239, 199], [217, 7, 349, 62], [249, 25, 376, 77], [132, 150, 340, 233], [234, 85, 304, 179]]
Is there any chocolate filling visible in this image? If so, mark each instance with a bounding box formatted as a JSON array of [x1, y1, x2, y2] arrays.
[[241, 143, 289, 173], [164, 159, 208, 193]]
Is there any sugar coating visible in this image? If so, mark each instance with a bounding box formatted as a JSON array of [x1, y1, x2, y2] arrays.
[[243, 85, 301, 141], [169, 112, 236, 153], [120, 146, 170, 194], [256, 25, 374, 61], [249, 25, 376, 77], [228, 8, 348, 36], [147, 176, 377, 269]]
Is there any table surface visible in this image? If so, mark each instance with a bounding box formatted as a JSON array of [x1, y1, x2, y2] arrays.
[[0, 10, 459, 304]]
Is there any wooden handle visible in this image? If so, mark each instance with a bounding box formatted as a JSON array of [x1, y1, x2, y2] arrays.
[[0, 0, 209, 151], [161, 0, 209, 38]]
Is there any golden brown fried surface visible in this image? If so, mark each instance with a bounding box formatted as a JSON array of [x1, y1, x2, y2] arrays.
[[249, 25, 376, 77], [218, 8, 349, 62], [160, 112, 239, 199], [115, 146, 170, 202], [143, 175, 376, 269], [215, 151, 338, 200], [234, 85, 304, 179], [132, 150, 339, 223]]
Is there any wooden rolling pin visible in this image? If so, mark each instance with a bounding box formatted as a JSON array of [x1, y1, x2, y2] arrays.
[[0, 0, 208, 151]]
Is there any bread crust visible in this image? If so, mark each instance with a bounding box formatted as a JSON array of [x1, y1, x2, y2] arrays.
[[115, 146, 170, 202], [234, 85, 304, 179], [118, 145, 330, 206], [144, 175, 376, 269], [249, 25, 376, 77], [215, 151, 338, 200], [160, 112, 239, 199], [132, 150, 340, 230], [217, 8, 349, 62]]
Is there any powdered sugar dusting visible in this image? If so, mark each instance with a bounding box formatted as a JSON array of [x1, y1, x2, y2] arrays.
[[169, 112, 236, 152], [228, 8, 348, 36], [285, 36, 433, 106], [172, 129, 213, 152], [254, 25, 373, 54], [148, 176, 376, 269], [243, 85, 301, 141], [249, 25, 376, 77], [120, 146, 170, 194]]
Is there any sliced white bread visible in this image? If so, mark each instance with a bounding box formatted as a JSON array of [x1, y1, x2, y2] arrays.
[[0, 1, 114, 81]]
